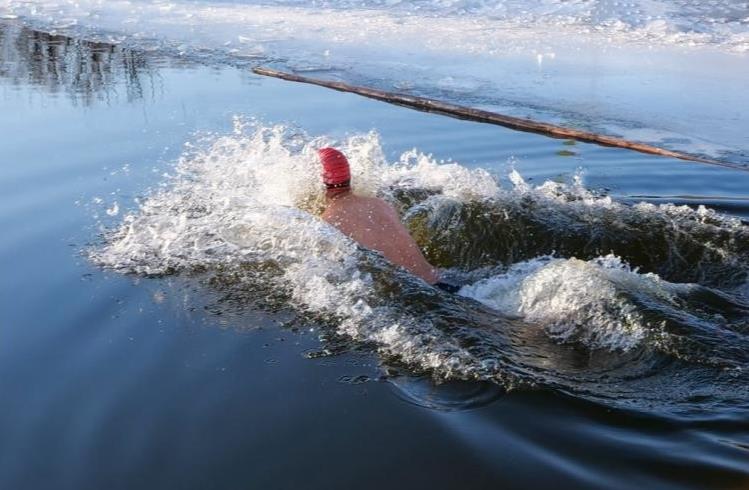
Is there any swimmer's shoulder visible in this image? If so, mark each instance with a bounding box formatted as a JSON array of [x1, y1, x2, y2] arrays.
[[322, 195, 394, 222], [360, 195, 397, 213]]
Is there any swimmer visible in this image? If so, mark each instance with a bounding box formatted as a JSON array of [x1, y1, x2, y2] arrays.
[[318, 147, 459, 293]]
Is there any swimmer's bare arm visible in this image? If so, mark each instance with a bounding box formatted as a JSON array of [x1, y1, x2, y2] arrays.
[[377, 201, 439, 284], [322, 198, 439, 284]]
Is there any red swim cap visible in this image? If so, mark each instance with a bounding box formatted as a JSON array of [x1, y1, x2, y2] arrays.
[[318, 147, 351, 190]]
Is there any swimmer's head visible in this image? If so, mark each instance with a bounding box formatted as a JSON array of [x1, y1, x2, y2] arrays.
[[318, 147, 351, 196]]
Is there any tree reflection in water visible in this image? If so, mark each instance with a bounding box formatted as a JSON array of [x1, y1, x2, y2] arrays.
[[0, 20, 162, 105]]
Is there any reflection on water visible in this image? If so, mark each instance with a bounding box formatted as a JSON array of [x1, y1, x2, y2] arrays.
[[0, 20, 160, 104]]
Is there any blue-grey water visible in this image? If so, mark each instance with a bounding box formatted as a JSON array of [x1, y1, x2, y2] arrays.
[[1, 21, 749, 489]]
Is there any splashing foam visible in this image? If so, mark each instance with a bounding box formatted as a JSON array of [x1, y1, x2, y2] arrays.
[[405, 166, 747, 285], [92, 122, 746, 383], [91, 119, 498, 272], [459, 255, 691, 351]]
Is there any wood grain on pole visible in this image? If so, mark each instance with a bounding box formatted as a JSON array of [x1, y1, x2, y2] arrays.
[[252, 66, 744, 171]]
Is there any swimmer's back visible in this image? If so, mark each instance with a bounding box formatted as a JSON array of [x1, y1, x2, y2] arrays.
[[322, 194, 438, 283]]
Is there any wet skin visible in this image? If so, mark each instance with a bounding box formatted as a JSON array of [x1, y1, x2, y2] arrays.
[[321, 191, 439, 284]]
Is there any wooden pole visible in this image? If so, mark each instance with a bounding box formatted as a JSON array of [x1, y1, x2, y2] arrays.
[[252, 66, 746, 171]]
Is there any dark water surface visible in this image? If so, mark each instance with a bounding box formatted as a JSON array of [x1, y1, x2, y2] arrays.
[[2, 21, 749, 489]]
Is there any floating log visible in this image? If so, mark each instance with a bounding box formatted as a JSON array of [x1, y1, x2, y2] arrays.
[[252, 66, 745, 171]]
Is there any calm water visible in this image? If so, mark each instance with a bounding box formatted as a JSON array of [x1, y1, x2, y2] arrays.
[[1, 21, 749, 489]]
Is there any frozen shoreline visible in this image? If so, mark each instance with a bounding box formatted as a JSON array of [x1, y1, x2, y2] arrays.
[[1, 0, 748, 161]]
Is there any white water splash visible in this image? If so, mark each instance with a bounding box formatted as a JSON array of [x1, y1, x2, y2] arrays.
[[106, 201, 120, 216], [459, 255, 692, 351], [92, 122, 746, 360]]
